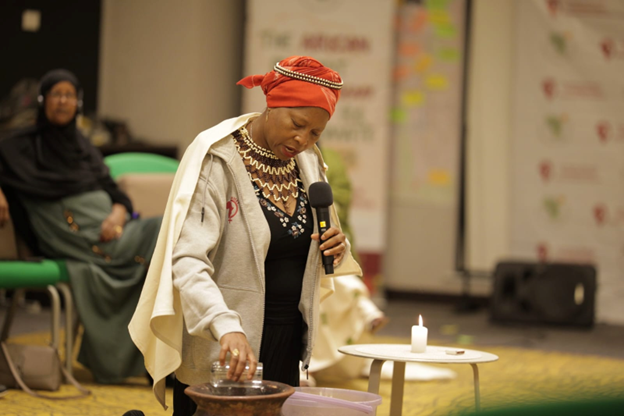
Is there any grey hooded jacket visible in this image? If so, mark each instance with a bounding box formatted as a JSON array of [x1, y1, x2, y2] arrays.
[[172, 118, 357, 385]]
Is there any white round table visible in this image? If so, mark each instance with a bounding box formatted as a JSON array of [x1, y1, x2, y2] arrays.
[[339, 344, 499, 416]]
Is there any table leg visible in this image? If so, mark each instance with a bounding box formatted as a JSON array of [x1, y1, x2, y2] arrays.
[[367, 359, 385, 416], [390, 361, 406, 416], [470, 363, 480, 412], [368, 359, 385, 394]]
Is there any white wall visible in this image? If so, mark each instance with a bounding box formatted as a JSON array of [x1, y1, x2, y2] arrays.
[[98, 0, 245, 151], [464, 0, 514, 293], [97, 0, 514, 296]]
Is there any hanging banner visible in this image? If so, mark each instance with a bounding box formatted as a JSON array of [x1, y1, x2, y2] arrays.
[[385, 0, 468, 292], [242, 0, 395, 280], [511, 0, 624, 324], [390, 0, 466, 204]]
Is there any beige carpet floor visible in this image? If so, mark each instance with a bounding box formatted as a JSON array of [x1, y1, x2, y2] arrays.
[[2, 331, 624, 416]]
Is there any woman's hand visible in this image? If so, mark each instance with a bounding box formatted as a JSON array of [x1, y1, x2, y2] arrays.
[[219, 332, 258, 382], [0, 188, 9, 228], [100, 203, 127, 242], [311, 226, 347, 266]]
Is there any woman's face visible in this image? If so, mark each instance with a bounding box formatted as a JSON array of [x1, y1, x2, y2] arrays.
[[44, 81, 78, 126], [261, 107, 330, 160]]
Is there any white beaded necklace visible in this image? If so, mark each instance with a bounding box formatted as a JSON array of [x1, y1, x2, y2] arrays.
[[233, 125, 300, 203]]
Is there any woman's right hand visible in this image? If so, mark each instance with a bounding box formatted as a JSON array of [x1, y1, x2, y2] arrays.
[[0, 188, 9, 228], [219, 332, 258, 382]]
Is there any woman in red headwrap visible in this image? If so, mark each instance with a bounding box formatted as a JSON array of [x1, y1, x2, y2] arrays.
[[129, 56, 362, 414]]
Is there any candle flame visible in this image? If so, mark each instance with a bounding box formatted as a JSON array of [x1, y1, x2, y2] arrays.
[[419, 314, 423, 326]]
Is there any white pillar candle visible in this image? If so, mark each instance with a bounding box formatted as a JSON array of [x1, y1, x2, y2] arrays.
[[411, 315, 428, 353]]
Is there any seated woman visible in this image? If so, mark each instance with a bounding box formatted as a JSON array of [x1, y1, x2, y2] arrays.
[[0, 69, 161, 384]]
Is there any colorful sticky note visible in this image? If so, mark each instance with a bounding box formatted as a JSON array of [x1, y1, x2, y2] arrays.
[[415, 54, 433, 73], [402, 90, 425, 107], [428, 169, 451, 186], [438, 48, 460, 62], [428, 10, 451, 25], [435, 23, 457, 38], [426, 74, 448, 90], [426, 0, 451, 11], [394, 64, 410, 81], [409, 9, 428, 33], [390, 108, 407, 124], [399, 42, 420, 57]]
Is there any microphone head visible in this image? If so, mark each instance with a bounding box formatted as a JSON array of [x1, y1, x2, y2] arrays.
[[309, 181, 333, 208]]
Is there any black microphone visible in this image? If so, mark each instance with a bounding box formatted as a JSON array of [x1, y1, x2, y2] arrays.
[[309, 181, 334, 275]]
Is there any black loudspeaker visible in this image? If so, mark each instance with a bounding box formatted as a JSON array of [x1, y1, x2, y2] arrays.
[[490, 261, 597, 327]]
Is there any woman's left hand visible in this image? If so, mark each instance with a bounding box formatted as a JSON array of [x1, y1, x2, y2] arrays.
[[311, 226, 347, 266], [100, 203, 127, 242]]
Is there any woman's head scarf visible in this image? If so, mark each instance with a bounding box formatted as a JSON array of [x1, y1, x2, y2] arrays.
[[237, 56, 343, 118], [38, 69, 82, 108]]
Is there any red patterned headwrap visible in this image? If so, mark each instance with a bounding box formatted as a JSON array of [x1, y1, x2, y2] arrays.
[[237, 56, 343, 118]]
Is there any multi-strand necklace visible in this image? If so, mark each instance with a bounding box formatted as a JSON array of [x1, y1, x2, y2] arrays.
[[233, 124, 301, 205]]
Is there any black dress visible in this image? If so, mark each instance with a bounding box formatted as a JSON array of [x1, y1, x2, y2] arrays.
[[257, 180, 312, 385], [173, 178, 312, 416]]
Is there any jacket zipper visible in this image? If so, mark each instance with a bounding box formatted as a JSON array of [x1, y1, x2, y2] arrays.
[[227, 162, 266, 359]]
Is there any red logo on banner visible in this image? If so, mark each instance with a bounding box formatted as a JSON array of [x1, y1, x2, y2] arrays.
[[600, 38, 614, 59], [537, 243, 549, 261], [593, 204, 607, 225], [542, 78, 556, 99], [596, 121, 611, 143], [226, 197, 239, 223], [600, 38, 624, 60], [539, 160, 553, 182], [546, 0, 559, 17]]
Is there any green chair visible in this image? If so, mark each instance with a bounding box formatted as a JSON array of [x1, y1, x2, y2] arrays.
[[105, 152, 179, 179], [0, 261, 69, 356], [0, 151, 178, 375]]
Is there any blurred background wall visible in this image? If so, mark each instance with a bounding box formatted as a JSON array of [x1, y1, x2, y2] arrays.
[[98, 0, 245, 149], [96, 0, 515, 298], [465, 0, 513, 287], [2, 0, 620, 324]]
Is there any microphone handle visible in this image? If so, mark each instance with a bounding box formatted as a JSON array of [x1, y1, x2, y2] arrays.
[[316, 207, 334, 275]]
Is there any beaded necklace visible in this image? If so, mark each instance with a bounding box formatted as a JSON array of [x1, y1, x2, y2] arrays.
[[233, 125, 301, 204]]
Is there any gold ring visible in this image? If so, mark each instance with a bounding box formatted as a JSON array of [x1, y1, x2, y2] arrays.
[[231, 348, 240, 357], [114, 225, 123, 234]]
